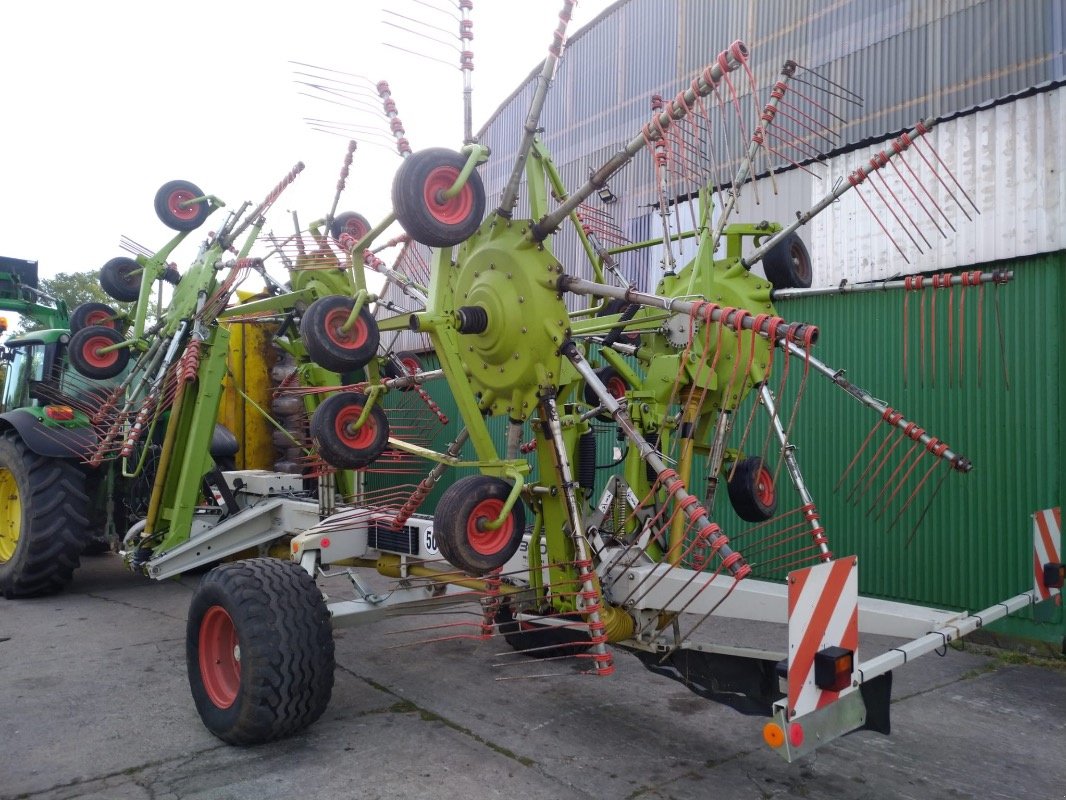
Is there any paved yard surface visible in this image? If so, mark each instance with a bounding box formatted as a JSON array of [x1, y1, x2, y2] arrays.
[[2, 553, 1064, 800]]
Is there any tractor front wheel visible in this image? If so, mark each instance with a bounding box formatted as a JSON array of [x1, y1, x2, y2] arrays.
[[0, 431, 91, 598], [186, 558, 335, 745], [433, 475, 525, 575]]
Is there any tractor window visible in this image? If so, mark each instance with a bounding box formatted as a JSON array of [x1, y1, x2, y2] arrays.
[[0, 344, 46, 412]]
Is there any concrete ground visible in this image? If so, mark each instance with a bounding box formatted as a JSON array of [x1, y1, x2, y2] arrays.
[[2, 553, 1064, 800]]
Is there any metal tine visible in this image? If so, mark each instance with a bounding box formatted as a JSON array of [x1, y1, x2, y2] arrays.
[[119, 236, 154, 259]]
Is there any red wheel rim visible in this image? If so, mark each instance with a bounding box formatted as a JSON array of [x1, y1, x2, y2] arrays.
[[400, 357, 421, 374], [755, 466, 775, 508], [324, 307, 367, 349], [605, 376, 627, 400], [86, 310, 114, 328], [198, 605, 240, 709], [343, 219, 370, 239], [790, 242, 812, 283], [82, 335, 119, 369], [422, 166, 474, 226], [466, 498, 512, 556], [167, 189, 200, 221], [334, 403, 376, 449]]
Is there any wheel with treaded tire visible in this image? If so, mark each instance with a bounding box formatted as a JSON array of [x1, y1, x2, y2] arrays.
[[186, 558, 335, 745], [68, 325, 130, 379], [583, 365, 629, 421], [433, 475, 525, 575], [391, 148, 485, 248], [100, 257, 142, 302], [495, 603, 592, 659], [383, 351, 422, 391], [310, 392, 390, 470], [762, 233, 812, 290], [726, 456, 777, 522], [300, 296, 380, 373], [69, 302, 120, 333], [0, 431, 91, 598], [330, 211, 371, 242], [155, 179, 210, 232]]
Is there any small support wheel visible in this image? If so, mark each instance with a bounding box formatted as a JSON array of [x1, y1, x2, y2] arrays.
[[310, 392, 390, 469], [155, 179, 210, 232], [100, 257, 142, 303], [495, 603, 592, 659], [68, 325, 130, 379], [69, 302, 119, 333], [597, 298, 641, 346], [762, 233, 812, 290], [391, 148, 485, 248], [584, 365, 629, 421], [186, 558, 335, 745], [726, 456, 777, 522], [433, 475, 525, 575], [300, 296, 380, 373], [330, 211, 371, 242], [383, 351, 423, 391]]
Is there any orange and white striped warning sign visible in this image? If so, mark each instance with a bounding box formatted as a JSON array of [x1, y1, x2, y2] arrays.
[[787, 555, 858, 720], [1033, 507, 1061, 600]]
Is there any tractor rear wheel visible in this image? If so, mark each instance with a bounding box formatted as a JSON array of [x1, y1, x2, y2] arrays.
[[0, 431, 91, 598], [187, 558, 335, 745], [392, 148, 485, 248], [433, 475, 525, 575]]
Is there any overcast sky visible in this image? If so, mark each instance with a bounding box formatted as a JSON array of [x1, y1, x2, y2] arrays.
[[0, 0, 614, 286]]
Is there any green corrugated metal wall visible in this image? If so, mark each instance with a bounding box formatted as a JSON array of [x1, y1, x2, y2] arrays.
[[369, 251, 1064, 648]]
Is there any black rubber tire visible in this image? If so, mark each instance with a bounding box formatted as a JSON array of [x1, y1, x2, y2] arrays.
[[186, 558, 335, 746], [495, 604, 592, 659], [100, 256, 142, 302], [68, 325, 130, 380], [762, 233, 813, 290], [727, 456, 777, 522], [392, 148, 485, 248], [0, 431, 92, 598], [583, 365, 629, 422], [155, 179, 209, 232], [300, 296, 380, 373], [383, 351, 422, 391], [69, 302, 119, 333], [597, 298, 641, 346], [310, 392, 390, 470], [433, 475, 525, 575], [330, 211, 372, 242]]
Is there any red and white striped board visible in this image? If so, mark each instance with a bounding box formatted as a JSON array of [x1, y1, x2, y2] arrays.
[[787, 555, 858, 720], [1033, 507, 1061, 601]]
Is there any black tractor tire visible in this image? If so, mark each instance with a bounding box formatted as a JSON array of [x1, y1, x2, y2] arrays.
[[69, 302, 120, 333], [382, 351, 423, 391], [100, 256, 143, 303], [155, 179, 209, 232], [433, 475, 525, 575], [310, 392, 390, 470], [495, 603, 592, 660], [330, 211, 372, 243], [726, 456, 778, 522], [300, 296, 380, 373], [68, 325, 130, 380], [762, 233, 813, 290], [187, 558, 335, 746], [0, 431, 92, 598], [392, 148, 485, 248]]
